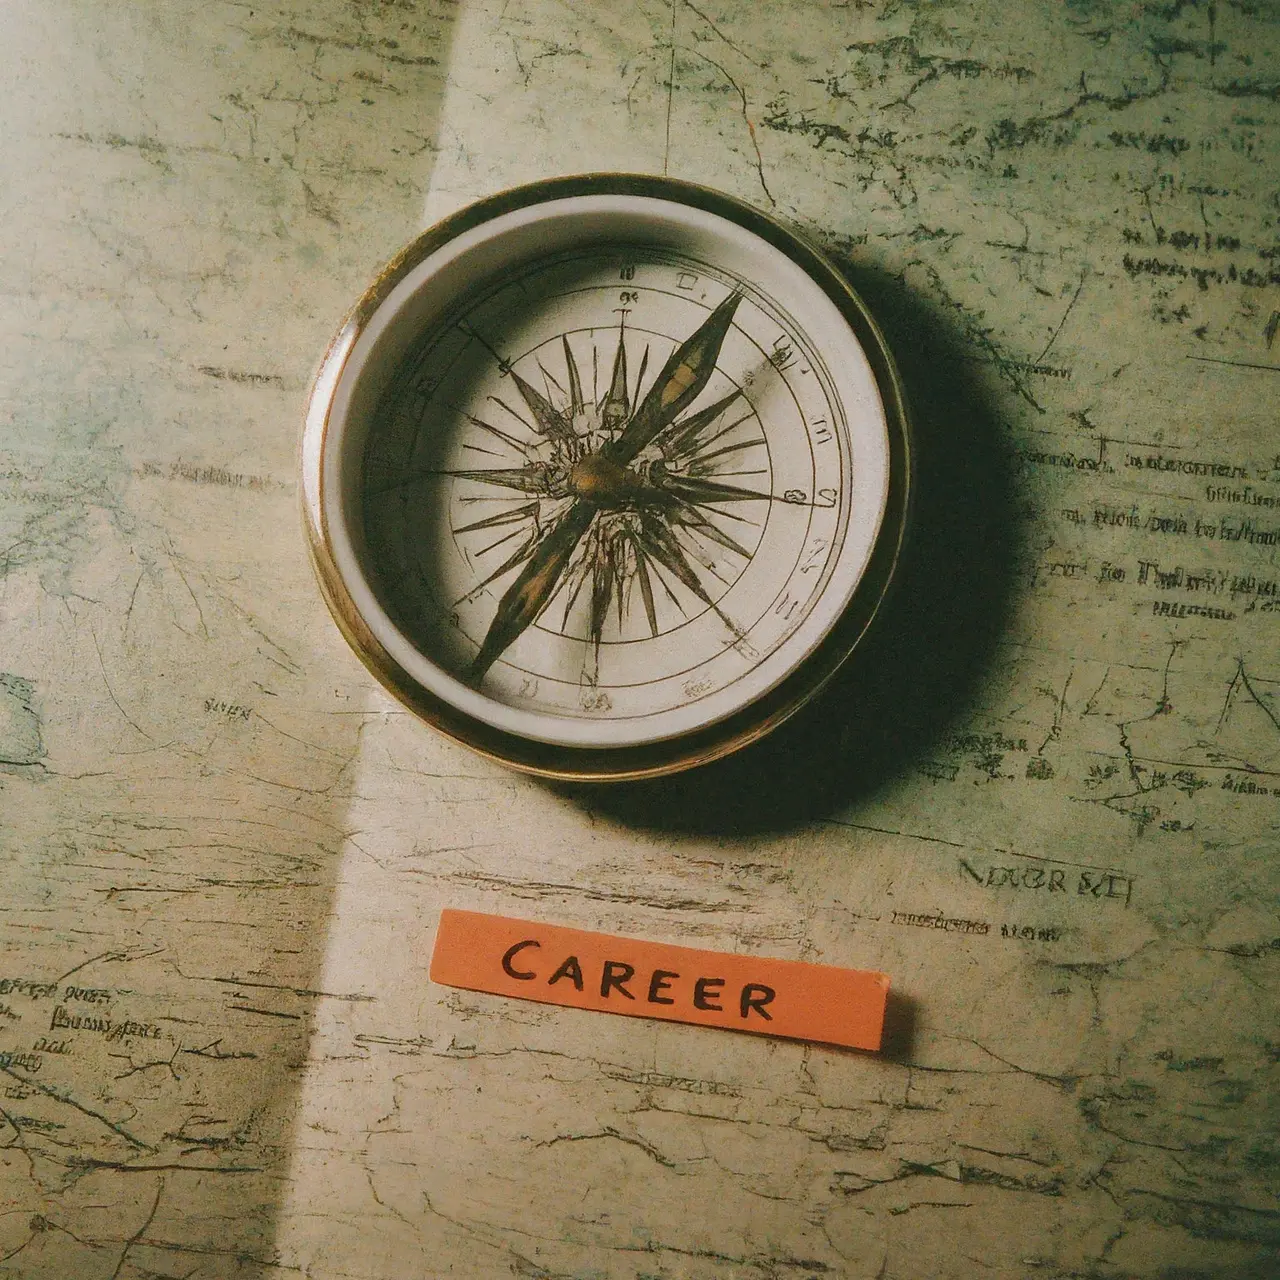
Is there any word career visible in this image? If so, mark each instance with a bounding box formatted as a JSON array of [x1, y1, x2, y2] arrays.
[[430, 909, 890, 1051], [500, 939, 777, 1020]]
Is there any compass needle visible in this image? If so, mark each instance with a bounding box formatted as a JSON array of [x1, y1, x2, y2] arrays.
[[467, 500, 597, 685], [608, 291, 741, 466]]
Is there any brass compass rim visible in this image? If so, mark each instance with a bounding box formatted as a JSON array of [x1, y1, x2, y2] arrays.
[[300, 173, 913, 782]]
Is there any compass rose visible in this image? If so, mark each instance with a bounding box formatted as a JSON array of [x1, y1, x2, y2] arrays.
[[310, 176, 907, 773], [440, 293, 780, 685]]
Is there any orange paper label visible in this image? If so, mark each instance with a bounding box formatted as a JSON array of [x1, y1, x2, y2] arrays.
[[429, 909, 890, 1051]]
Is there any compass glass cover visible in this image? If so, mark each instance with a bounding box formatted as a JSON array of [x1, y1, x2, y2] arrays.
[[321, 194, 892, 749]]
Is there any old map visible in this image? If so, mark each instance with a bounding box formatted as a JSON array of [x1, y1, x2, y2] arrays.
[[2, 1, 1277, 1276]]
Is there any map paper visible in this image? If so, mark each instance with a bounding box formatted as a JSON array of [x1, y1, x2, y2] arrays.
[[1, 1, 1277, 1276]]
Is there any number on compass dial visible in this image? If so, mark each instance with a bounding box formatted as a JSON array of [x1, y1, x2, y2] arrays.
[[362, 249, 851, 730]]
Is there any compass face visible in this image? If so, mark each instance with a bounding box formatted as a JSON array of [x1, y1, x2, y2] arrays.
[[304, 179, 908, 774]]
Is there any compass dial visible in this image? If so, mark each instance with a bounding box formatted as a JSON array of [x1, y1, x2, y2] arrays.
[[302, 177, 909, 779]]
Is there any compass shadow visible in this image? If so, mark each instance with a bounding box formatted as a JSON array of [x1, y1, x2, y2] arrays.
[[559, 257, 1025, 836]]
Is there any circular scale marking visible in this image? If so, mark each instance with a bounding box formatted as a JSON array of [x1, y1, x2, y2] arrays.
[[302, 176, 911, 780]]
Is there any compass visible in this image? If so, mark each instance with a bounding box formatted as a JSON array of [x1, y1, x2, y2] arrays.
[[301, 175, 910, 781]]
